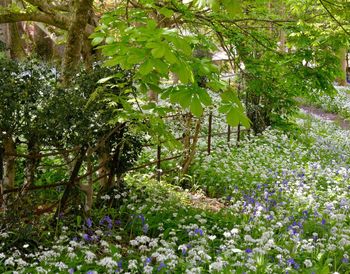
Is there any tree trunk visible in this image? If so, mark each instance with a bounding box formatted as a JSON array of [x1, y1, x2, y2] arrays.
[[97, 148, 110, 189], [79, 157, 93, 212], [2, 134, 16, 208], [53, 145, 87, 222], [9, 22, 26, 59], [0, 144, 4, 210], [22, 138, 39, 194], [62, 0, 93, 84], [3, 134, 16, 191], [33, 24, 53, 61], [0, 0, 10, 56], [337, 48, 348, 86], [182, 118, 201, 175]]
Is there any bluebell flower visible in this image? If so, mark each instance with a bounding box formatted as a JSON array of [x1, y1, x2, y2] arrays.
[[83, 233, 91, 241], [245, 248, 253, 254], [157, 262, 166, 271], [86, 218, 93, 228], [100, 215, 113, 229], [138, 214, 145, 224], [142, 224, 149, 234], [144, 257, 152, 265], [342, 257, 349, 264], [287, 258, 295, 266], [321, 219, 326, 225], [68, 268, 74, 274], [194, 228, 203, 236]]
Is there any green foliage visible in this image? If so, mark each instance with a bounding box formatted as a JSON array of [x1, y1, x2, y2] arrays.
[[90, 3, 250, 124]]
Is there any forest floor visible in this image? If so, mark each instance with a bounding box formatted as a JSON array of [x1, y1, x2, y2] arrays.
[[2, 89, 350, 273], [301, 105, 350, 129]]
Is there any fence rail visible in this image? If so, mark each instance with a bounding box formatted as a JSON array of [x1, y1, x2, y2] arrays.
[[1, 112, 249, 197]]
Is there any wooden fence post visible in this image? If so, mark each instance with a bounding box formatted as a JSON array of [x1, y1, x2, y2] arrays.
[[157, 144, 161, 182], [227, 125, 231, 145], [236, 123, 241, 146], [207, 111, 212, 155]]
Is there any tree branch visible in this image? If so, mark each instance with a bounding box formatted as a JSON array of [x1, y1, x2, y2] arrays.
[[0, 12, 69, 29], [318, 0, 350, 36]]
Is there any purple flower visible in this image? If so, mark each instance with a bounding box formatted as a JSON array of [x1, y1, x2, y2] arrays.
[[142, 224, 149, 234], [182, 247, 187, 255], [157, 262, 166, 271], [100, 215, 113, 229], [83, 233, 91, 241], [245, 248, 253, 254], [138, 214, 145, 224], [68, 268, 74, 274], [115, 260, 123, 272], [342, 257, 349, 264], [144, 257, 152, 265], [287, 258, 295, 266], [86, 218, 93, 228], [194, 228, 203, 236], [321, 219, 326, 225], [287, 258, 299, 269]]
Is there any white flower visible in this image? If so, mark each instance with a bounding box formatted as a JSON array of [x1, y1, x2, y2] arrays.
[[54, 262, 68, 270], [4, 257, 15, 266], [98, 257, 118, 269], [85, 251, 96, 263], [223, 231, 231, 238], [101, 194, 111, 200], [209, 258, 226, 272], [304, 259, 312, 268], [128, 259, 138, 270]]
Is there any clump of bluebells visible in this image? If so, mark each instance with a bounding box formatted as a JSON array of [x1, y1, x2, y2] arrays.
[[2, 113, 350, 273]]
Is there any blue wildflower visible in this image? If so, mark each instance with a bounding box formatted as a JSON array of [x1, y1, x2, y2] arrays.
[[245, 248, 253, 254], [194, 228, 203, 236], [86, 218, 93, 228], [157, 262, 166, 271], [144, 257, 152, 265], [142, 224, 149, 234], [83, 233, 91, 241]]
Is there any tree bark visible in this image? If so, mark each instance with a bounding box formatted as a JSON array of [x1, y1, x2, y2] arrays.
[[337, 48, 348, 86], [182, 118, 201, 175], [53, 145, 87, 222], [22, 138, 39, 194], [9, 22, 26, 59], [62, 0, 93, 84], [0, 144, 4, 210], [3, 134, 16, 191]]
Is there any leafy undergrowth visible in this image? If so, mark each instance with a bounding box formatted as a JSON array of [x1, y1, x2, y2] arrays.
[[2, 113, 350, 273]]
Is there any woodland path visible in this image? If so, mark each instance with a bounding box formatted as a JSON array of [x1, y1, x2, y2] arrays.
[[300, 105, 350, 129]]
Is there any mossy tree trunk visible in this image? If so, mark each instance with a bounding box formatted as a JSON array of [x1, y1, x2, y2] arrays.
[[62, 0, 93, 84]]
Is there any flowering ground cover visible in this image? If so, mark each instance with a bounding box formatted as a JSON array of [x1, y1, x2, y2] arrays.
[[2, 111, 350, 274], [303, 86, 350, 120]]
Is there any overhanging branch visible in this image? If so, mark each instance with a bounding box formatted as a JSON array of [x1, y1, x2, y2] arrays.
[[0, 12, 69, 29]]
